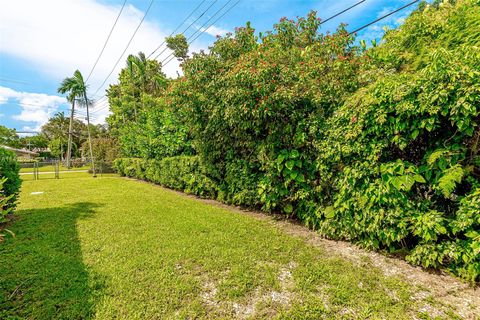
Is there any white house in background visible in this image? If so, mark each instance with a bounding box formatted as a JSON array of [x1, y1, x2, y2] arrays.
[[1, 145, 39, 159]]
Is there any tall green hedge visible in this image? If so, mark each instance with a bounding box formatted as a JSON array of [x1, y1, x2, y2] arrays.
[[0, 147, 21, 211]]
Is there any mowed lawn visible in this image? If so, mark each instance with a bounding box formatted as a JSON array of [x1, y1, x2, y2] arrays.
[[0, 175, 445, 319]]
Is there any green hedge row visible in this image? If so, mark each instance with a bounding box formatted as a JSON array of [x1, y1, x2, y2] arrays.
[[114, 156, 218, 198], [0, 147, 21, 213]]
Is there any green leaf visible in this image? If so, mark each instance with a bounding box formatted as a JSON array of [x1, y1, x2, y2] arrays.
[[290, 171, 298, 180], [284, 204, 293, 214], [277, 154, 285, 164], [428, 149, 447, 166], [437, 165, 464, 197], [391, 177, 402, 190], [437, 226, 447, 234], [465, 230, 479, 239], [285, 160, 294, 171], [402, 175, 415, 191], [290, 150, 300, 159], [295, 173, 305, 183], [411, 129, 420, 139], [413, 174, 426, 183], [324, 206, 335, 219]]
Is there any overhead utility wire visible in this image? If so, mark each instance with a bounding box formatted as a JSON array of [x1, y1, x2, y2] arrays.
[[147, 0, 208, 58], [91, 0, 154, 98], [153, 0, 218, 60], [321, 0, 366, 25], [89, 99, 112, 115], [86, 0, 127, 82], [0, 78, 30, 85], [162, 0, 237, 65], [5, 102, 70, 111], [88, 96, 110, 114], [348, 0, 419, 35]]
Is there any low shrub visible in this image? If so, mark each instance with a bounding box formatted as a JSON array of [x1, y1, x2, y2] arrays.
[[114, 156, 218, 198], [0, 147, 21, 210]]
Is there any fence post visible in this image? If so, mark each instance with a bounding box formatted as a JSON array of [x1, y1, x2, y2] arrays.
[[55, 161, 60, 179]]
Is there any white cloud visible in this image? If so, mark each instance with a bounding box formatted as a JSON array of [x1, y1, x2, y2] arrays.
[[195, 24, 230, 38], [0, 0, 207, 99], [0, 85, 67, 129]]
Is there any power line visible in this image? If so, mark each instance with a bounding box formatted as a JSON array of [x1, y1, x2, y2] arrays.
[[88, 95, 111, 115], [91, 0, 155, 98], [147, 0, 208, 59], [154, 0, 218, 61], [91, 97, 109, 107], [3, 101, 70, 109], [90, 106, 109, 115], [90, 102, 111, 115], [162, 0, 238, 65], [86, 0, 127, 82], [89, 105, 110, 116], [321, 0, 366, 25], [348, 0, 419, 35], [0, 78, 30, 85]]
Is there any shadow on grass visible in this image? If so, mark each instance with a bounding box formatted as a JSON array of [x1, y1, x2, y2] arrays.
[[0, 202, 105, 319]]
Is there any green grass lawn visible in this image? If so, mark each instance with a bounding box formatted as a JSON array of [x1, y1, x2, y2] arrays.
[[0, 175, 455, 319]]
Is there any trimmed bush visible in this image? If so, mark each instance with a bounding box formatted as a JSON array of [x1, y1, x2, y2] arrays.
[[0, 147, 21, 210], [114, 156, 218, 198]]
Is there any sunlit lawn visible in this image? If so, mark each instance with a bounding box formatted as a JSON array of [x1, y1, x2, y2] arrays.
[[0, 175, 446, 319]]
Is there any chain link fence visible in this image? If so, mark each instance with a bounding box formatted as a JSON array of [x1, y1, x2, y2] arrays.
[[19, 160, 114, 180]]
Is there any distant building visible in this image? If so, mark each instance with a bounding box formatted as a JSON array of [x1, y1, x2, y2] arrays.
[[1, 145, 39, 159]]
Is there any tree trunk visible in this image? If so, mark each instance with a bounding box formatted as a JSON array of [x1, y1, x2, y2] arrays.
[[83, 91, 96, 177], [66, 99, 75, 168]]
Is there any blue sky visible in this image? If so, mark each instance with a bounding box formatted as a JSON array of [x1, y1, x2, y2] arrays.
[[0, 0, 423, 132]]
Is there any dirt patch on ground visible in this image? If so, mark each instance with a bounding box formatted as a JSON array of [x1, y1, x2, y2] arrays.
[[127, 178, 480, 319], [199, 262, 297, 319]]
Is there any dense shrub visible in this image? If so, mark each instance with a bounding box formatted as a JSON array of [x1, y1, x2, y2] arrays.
[[114, 156, 218, 198], [312, 0, 480, 282], [0, 147, 21, 210], [0, 178, 14, 223], [110, 1, 480, 281]]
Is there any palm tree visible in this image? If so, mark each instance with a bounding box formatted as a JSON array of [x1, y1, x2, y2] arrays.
[[58, 70, 96, 176], [57, 81, 77, 168], [124, 52, 166, 119]]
